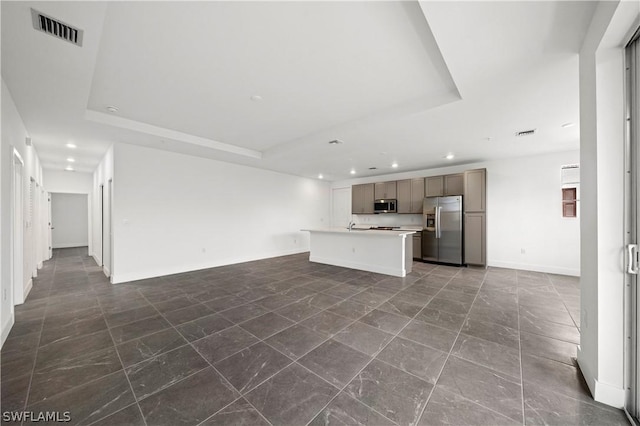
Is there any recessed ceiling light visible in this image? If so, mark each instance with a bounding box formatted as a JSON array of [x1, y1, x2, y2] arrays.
[[64, 166, 74, 171], [350, 170, 356, 175], [318, 174, 323, 179], [66, 143, 76, 148], [66, 157, 75, 162], [250, 95, 263, 101], [445, 154, 455, 160], [328, 139, 344, 145], [561, 122, 575, 128], [486, 137, 493, 141], [379, 152, 387, 155], [391, 163, 398, 168], [106, 105, 119, 113]]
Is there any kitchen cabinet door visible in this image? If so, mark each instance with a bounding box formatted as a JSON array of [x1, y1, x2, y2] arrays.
[[397, 180, 411, 213], [410, 178, 425, 213], [374, 181, 397, 199], [413, 233, 422, 259], [444, 174, 464, 196], [352, 183, 375, 214], [362, 183, 375, 213], [464, 169, 486, 212], [425, 176, 443, 197], [465, 212, 486, 266]]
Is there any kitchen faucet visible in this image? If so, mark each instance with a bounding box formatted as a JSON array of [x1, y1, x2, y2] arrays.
[[348, 221, 355, 231]]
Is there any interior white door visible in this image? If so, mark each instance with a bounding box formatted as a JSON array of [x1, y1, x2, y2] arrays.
[[331, 187, 351, 228]]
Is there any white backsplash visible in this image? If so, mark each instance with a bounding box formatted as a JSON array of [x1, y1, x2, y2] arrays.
[[352, 213, 422, 227]]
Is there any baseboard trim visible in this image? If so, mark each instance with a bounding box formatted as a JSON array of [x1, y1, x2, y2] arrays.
[[111, 248, 309, 284], [577, 347, 625, 408], [24, 278, 33, 301], [92, 254, 101, 267], [488, 259, 579, 276], [52, 243, 89, 249], [103, 266, 111, 279], [1, 314, 15, 348]]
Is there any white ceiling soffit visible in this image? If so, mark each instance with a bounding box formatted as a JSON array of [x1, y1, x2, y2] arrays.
[[86, 1, 460, 154]]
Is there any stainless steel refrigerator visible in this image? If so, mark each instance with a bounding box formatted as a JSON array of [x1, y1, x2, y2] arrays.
[[422, 195, 463, 265]]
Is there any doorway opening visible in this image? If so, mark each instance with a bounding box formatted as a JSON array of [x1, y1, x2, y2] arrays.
[[50, 193, 89, 250]]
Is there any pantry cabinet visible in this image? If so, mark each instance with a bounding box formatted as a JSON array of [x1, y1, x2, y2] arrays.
[[465, 212, 486, 265]]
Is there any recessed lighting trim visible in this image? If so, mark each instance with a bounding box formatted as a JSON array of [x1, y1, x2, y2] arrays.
[[66, 143, 76, 148], [106, 105, 119, 113], [561, 122, 575, 128], [66, 157, 75, 162], [350, 169, 356, 175], [445, 154, 455, 160], [64, 166, 74, 171], [250, 95, 263, 101], [391, 163, 398, 168], [318, 174, 323, 179]]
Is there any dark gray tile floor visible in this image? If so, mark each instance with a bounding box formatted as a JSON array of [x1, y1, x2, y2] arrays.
[[0, 247, 629, 425]]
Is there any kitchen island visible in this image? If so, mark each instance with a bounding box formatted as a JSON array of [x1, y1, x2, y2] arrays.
[[302, 227, 416, 277]]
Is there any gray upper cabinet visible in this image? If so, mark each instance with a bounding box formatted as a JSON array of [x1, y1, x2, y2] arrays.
[[397, 178, 424, 214], [374, 181, 397, 200], [352, 183, 375, 214], [425, 176, 443, 197], [410, 178, 425, 213], [444, 174, 464, 196], [464, 169, 486, 212]]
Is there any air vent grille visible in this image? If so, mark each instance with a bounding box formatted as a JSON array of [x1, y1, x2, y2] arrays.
[[31, 8, 83, 47], [515, 129, 536, 137]]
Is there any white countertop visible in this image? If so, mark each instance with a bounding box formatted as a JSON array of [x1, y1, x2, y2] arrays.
[[302, 227, 417, 236]]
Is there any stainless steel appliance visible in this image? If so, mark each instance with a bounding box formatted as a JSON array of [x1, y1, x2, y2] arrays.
[[374, 199, 397, 214], [422, 196, 463, 265]]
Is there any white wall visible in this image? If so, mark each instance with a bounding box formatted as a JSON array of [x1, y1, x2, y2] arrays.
[[44, 169, 93, 194], [91, 145, 114, 269], [110, 143, 330, 283], [577, 0, 639, 408], [333, 150, 581, 276], [1, 78, 44, 345], [51, 193, 89, 248]]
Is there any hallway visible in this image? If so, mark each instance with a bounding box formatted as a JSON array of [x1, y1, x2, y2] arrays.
[[1, 248, 628, 425]]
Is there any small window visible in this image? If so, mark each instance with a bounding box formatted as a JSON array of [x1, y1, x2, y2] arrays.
[[562, 188, 577, 218]]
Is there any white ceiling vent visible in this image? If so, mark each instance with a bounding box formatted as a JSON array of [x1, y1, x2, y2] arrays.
[[515, 129, 536, 137], [31, 8, 83, 47]]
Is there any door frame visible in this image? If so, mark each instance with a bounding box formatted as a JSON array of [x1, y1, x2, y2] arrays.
[[11, 148, 25, 306], [625, 27, 640, 423]]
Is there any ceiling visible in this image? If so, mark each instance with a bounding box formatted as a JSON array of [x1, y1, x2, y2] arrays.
[[1, 1, 596, 180]]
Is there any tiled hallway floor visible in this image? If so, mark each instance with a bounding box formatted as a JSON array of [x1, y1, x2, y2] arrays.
[[1, 248, 629, 425]]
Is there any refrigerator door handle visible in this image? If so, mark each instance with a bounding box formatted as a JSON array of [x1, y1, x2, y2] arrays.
[[436, 206, 442, 239]]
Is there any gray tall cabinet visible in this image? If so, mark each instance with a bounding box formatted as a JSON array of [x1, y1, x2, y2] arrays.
[[463, 169, 487, 266]]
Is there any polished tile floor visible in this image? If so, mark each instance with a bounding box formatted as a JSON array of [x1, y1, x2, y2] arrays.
[[1, 248, 629, 425]]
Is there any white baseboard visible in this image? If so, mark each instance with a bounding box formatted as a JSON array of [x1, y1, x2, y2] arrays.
[[111, 248, 308, 284], [38, 262, 43, 269], [103, 265, 111, 278], [577, 347, 625, 408], [1, 314, 15, 348], [52, 243, 89, 249], [488, 259, 580, 276], [24, 279, 33, 301], [92, 254, 101, 267]]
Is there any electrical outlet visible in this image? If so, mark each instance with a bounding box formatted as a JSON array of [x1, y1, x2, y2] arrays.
[[521, 248, 526, 254], [293, 238, 297, 245]]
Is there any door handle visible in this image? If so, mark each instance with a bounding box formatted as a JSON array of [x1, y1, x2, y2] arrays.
[[627, 244, 638, 274], [436, 206, 442, 239]]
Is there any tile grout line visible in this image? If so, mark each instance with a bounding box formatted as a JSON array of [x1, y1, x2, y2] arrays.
[[302, 267, 462, 426]]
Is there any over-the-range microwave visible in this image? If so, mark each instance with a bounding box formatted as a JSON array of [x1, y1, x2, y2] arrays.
[[374, 199, 397, 214]]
